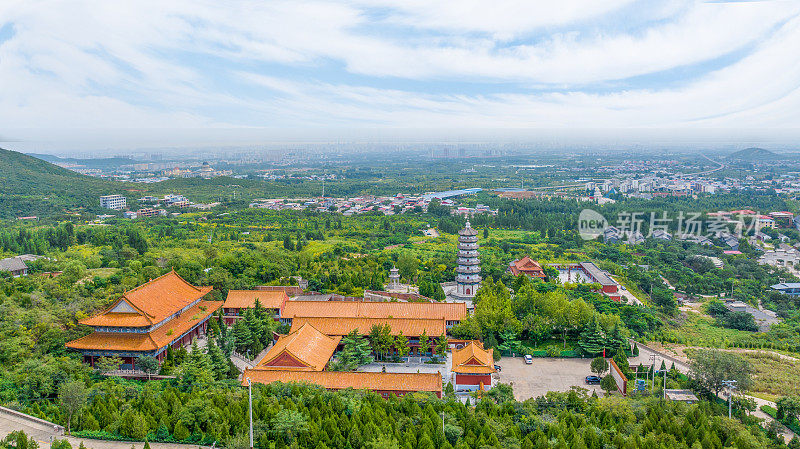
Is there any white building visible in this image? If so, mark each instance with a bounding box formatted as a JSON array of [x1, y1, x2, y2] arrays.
[[99, 194, 126, 210]]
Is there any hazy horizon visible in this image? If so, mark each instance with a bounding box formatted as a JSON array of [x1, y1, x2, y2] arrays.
[[3, 127, 800, 156]]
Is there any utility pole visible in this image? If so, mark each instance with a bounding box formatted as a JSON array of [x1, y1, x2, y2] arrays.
[[722, 380, 737, 419], [248, 378, 254, 449]]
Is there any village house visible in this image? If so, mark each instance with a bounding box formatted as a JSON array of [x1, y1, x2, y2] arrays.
[[66, 271, 221, 370], [0, 256, 29, 277]]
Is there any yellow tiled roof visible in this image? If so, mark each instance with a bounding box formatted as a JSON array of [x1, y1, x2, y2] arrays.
[[242, 369, 442, 394], [81, 270, 212, 327], [282, 300, 466, 321], [67, 300, 222, 352], [258, 323, 341, 371], [225, 290, 287, 310], [290, 317, 445, 337], [451, 341, 496, 374]]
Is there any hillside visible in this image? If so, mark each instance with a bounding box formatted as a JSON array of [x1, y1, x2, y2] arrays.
[[28, 153, 137, 170], [0, 148, 132, 219], [727, 147, 779, 160]]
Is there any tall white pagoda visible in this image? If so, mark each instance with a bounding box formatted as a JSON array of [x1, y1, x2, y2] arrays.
[[456, 221, 481, 298]]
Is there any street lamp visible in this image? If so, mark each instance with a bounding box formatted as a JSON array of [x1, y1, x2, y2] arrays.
[[722, 380, 738, 419], [248, 378, 254, 449]]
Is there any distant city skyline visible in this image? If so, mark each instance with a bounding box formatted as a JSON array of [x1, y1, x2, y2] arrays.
[[1, 1, 800, 151]]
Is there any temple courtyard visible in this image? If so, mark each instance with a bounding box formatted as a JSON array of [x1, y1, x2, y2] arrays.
[[496, 357, 602, 400]]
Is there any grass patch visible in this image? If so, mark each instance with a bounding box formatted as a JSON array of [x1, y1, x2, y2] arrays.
[[663, 311, 754, 347], [738, 351, 800, 401]]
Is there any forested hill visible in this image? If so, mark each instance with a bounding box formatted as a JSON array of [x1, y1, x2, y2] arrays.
[[727, 147, 779, 160], [0, 148, 129, 219]]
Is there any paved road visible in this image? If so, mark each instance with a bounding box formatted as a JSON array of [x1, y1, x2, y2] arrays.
[[0, 408, 206, 449]]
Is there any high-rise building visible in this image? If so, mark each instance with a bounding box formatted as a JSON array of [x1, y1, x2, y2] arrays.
[[456, 221, 481, 298], [99, 194, 126, 210]]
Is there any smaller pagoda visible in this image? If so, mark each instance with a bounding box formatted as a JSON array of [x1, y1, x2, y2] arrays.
[[388, 266, 401, 289]]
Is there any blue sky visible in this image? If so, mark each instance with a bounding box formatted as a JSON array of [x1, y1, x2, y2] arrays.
[[1, 1, 800, 148]]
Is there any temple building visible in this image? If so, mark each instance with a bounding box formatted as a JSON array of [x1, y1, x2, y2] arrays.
[[507, 256, 546, 279], [244, 321, 443, 397], [455, 221, 481, 298], [66, 271, 221, 370], [451, 341, 496, 391], [256, 323, 340, 371], [280, 300, 467, 329], [242, 370, 442, 398], [222, 290, 288, 325]]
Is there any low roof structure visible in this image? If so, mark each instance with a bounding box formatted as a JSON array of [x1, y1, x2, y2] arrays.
[[80, 270, 213, 328], [257, 323, 341, 371], [579, 262, 616, 287], [290, 316, 445, 337], [282, 300, 467, 322], [242, 369, 442, 395], [451, 341, 496, 374], [664, 389, 699, 403], [225, 290, 288, 310], [0, 257, 28, 273]]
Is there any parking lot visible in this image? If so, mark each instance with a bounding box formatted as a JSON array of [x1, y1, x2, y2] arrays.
[[496, 356, 601, 400]]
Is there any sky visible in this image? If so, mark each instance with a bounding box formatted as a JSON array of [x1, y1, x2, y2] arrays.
[[1, 1, 800, 151]]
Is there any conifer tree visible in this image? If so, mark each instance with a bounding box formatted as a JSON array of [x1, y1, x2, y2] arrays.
[[394, 332, 410, 359], [232, 318, 253, 355], [578, 314, 606, 356], [419, 330, 429, 355], [612, 343, 631, 378]]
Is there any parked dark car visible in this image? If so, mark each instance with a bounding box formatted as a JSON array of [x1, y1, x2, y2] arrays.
[[494, 365, 502, 372], [585, 375, 602, 385]]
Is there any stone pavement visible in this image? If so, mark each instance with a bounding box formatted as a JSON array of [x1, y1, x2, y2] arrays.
[[360, 353, 453, 385], [0, 407, 206, 449], [496, 356, 601, 400]]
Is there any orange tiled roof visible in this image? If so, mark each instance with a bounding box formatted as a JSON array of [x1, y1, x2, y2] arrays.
[[65, 332, 159, 352], [67, 300, 222, 352], [290, 317, 445, 337], [81, 271, 212, 327], [282, 300, 467, 321], [225, 290, 287, 310], [451, 341, 496, 374], [258, 323, 341, 371], [509, 256, 545, 277], [242, 369, 442, 394]]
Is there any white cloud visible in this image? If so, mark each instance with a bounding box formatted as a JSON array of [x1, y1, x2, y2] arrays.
[[0, 0, 799, 142]]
